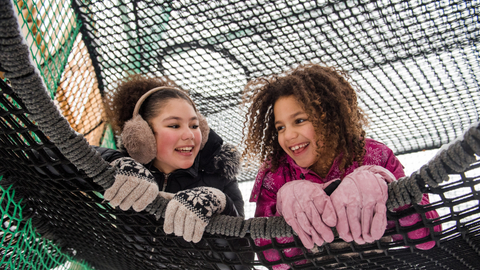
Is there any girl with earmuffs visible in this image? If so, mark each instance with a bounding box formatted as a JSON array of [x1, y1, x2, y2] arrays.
[[97, 74, 245, 244]]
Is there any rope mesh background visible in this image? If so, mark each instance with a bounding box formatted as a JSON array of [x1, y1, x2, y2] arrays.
[[1, 0, 480, 269], [2, 75, 480, 269], [0, 177, 93, 270], [70, 0, 480, 182], [12, 0, 79, 98], [7, 0, 113, 147], [6, 0, 480, 182], [55, 34, 106, 146]]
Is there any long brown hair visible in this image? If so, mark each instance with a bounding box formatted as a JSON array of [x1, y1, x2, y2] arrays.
[[243, 63, 368, 176]]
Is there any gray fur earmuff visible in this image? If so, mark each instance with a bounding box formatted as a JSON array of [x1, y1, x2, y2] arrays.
[[122, 114, 157, 164], [121, 86, 210, 164], [198, 113, 210, 150]]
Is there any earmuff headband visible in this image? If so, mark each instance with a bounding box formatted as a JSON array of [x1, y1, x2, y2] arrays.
[[122, 85, 209, 164], [132, 86, 197, 117]]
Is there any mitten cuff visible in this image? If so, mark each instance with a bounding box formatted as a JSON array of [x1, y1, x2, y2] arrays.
[[220, 194, 238, 216]]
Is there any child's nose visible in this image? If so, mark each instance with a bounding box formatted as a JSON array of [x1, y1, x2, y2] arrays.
[[284, 127, 298, 140], [181, 127, 195, 140]]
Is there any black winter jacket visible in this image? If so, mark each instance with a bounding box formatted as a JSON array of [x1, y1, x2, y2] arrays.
[[95, 129, 245, 217]]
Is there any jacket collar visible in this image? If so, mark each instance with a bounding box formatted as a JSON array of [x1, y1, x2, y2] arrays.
[[285, 154, 316, 178], [198, 129, 241, 180], [199, 129, 223, 170], [148, 154, 199, 190], [250, 153, 327, 203]]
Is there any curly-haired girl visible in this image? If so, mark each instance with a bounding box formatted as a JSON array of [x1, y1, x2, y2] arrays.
[[243, 63, 441, 269]]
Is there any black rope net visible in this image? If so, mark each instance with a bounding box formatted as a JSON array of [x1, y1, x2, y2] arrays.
[[1, 0, 480, 269], [1, 69, 480, 269], [71, 0, 480, 182]]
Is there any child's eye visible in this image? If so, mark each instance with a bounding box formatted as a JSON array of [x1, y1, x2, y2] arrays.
[[295, 119, 306, 124], [191, 125, 199, 129], [276, 126, 285, 132], [168, 125, 180, 129]]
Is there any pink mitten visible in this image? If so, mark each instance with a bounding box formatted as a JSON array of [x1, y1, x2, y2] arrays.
[[330, 165, 395, 244], [277, 180, 337, 249]]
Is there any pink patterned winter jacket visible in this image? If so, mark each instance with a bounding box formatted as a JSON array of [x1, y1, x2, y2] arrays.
[[250, 138, 441, 270]]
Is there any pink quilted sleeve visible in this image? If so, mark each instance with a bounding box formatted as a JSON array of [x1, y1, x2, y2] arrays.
[[390, 193, 441, 250], [254, 187, 278, 218], [383, 145, 406, 180], [381, 142, 441, 249], [252, 170, 305, 269], [254, 236, 306, 270]]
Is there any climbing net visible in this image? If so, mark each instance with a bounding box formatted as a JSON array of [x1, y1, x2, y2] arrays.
[[1, 73, 480, 269], [1, 0, 480, 269], [4, 0, 479, 182]]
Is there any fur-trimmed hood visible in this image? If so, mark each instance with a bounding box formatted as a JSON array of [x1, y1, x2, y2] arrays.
[[198, 130, 241, 180], [212, 143, 242, 180]]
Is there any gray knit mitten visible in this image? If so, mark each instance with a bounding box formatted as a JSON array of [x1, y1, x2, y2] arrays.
[[104, 157, 159, 211], [164, 187, 226, 243]]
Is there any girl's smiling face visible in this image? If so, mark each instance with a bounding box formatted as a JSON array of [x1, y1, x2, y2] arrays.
[[150, 98, 202, 174], [274, 95, 320, 168]]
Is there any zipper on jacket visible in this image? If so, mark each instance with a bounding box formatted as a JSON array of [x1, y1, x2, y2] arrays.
[[162, 173, 170, 191]]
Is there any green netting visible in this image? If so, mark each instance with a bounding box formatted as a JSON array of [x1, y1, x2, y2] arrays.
[[12, 0, 80, 98], [2, 0, 480, 269], [100, 124, 116, 149], [10, 0, 107, 146], [0, 176, 92, 270]]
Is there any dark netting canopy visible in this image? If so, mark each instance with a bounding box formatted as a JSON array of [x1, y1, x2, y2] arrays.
[[69, 0, 480, 181], [1, 0, 480, 269]]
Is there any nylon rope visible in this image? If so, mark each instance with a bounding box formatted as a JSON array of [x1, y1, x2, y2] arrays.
[[1, 0, 480, 240]]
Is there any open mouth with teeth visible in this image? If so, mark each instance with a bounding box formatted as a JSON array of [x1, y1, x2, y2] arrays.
[[176, 147, 193, 153], [289, 143, 309, 154]]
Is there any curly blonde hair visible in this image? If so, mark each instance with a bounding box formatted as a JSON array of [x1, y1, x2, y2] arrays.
[[243, 63, 368, 176]]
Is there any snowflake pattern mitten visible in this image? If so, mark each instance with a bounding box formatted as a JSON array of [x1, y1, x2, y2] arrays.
[[105, 157, 158, 211], [164, 187, 226, 243]]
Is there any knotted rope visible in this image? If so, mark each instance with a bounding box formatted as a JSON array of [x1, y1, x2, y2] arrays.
[[1, 0, 479, 240], [387, 124, 480, 210], [0, 0, 116, 189]]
